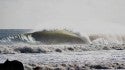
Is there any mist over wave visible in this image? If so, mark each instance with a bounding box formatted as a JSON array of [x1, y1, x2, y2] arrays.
[[0, 29, 125, 45]]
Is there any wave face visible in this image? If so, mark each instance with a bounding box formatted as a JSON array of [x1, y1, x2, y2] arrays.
[[0, 29, 89, 45], [0, 29, 32, 39], [0, 29, 33, 44], [0, 29, 125, 45]]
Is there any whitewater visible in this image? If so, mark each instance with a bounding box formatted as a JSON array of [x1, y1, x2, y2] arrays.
[[1, 29, 125, 70]]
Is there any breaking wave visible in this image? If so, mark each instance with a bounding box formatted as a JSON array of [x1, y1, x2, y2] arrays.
[[0, 29, 89, 45], [88, 34, 125, 44], [0, 29, 125, 45]]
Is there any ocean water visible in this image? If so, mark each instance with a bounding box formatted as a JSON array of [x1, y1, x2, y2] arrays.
[[0, 29, 125, 70], [0, 29, 88, 45], [0, 29, 32, 39], [0, 29, 125, 45], [0, 29, 125, 54], [0, 29, 32, 44]]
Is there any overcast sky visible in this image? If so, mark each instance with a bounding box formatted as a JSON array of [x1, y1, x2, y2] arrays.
[[0, 0, 125, 34]]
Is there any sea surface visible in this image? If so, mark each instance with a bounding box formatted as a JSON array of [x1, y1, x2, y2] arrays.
[[0, 29, 125, 69]]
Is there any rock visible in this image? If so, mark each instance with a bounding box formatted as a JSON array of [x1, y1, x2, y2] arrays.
[[0, 59, 24, 70], [55, 49, 62, 52]]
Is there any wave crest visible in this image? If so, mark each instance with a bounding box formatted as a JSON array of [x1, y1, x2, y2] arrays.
[[1, 29, 125, 45], [0, 29, 89, 44]]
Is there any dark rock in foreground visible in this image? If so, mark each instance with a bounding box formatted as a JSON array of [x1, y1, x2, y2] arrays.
[[0, 59, 24, 70]]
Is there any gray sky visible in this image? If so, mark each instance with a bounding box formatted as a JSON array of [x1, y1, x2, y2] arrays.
[[0, 0, 125, 34]]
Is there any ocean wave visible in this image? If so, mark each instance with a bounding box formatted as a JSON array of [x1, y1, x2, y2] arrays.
[[0, 29, 125, 45], [0, 29, 89, 44]]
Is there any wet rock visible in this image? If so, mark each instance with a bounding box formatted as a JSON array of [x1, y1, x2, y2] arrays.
[[55, 49, 62, 52], [33, 66, 42, 70], [67, 47, 74, 51], [90, 65, 109, 69]]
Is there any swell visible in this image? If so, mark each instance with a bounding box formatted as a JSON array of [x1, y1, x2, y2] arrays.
[[0, 29, 125, 45], [30, 30, 88, 44], [0, 34, 35, 44], [0, 30, 88, 44]]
